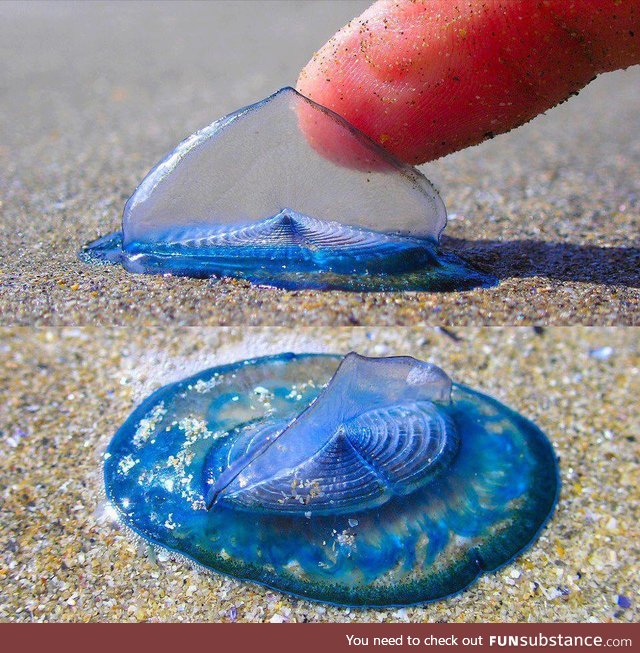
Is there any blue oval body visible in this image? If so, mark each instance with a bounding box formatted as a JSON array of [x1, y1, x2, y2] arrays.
[[104, 353, 558, 607], [82, 227, 495, 291]]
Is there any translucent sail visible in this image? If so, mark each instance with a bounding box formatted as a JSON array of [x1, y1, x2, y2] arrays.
[[122, 87, 446, 246], [206, 353, 457, 514]]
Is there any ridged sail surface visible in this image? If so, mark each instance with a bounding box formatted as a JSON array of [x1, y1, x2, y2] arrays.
[[219, 402, 458, 514]]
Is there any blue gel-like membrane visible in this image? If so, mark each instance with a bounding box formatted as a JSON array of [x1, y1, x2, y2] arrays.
[[82, 88, 496, 291], [104, 353, 559, 606]]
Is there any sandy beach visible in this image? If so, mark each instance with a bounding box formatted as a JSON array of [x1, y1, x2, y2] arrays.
[[0, 1, 638, 326], [1, 326, 637, 622]]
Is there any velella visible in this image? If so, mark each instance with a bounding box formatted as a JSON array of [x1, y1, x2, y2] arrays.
[[104, 352, 559, 607], [82, 88, 496, 291]]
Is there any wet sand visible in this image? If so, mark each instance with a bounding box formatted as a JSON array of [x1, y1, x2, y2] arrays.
[[0, 327, 637, 622], [0, 1, 639, 326]]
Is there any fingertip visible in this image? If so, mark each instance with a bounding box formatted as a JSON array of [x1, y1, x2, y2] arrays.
[[298, 0, 640, 166]]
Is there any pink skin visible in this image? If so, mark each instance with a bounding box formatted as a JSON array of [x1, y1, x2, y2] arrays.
[[297, 0, 640, 165]]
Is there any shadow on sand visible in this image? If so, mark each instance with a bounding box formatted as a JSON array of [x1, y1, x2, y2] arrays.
[[443, 236, 640, 288]]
